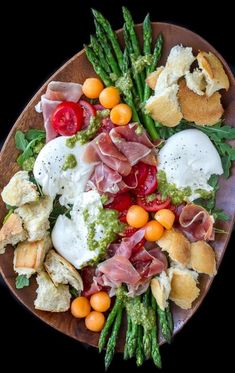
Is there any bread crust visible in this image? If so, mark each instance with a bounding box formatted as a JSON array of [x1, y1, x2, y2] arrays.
[[190, 241, 217, 276]]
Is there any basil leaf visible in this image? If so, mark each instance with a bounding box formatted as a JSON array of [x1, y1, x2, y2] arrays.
[[15, 130, 28, 151], [25, 129, 46, 141], [15, 275, 30, 289]]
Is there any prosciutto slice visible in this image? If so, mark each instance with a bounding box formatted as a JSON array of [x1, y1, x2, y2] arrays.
[[98, 256, 141, 285], [131, 247, 167, 279], [90, 163, 122, 194], [115, 229, 145, 258], [179, 204, 214, 241], [40, 96, 61, 142], [83, 133, 132, 176], [110, 123, 157, 166]]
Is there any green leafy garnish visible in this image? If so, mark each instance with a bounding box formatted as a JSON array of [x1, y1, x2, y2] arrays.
[[15, 130, 28, 151], [70, 287, 79, 298], [15, 129, 45, 168], [3, 209, 14, 224], [49, 196, 71, 229], [15, 275, 30, 289]]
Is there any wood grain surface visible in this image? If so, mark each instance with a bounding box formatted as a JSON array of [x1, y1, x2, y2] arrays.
[[0, 23, 234, 351]]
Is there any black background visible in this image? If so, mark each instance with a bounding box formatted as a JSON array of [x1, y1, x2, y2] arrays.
[[1, 1, 234, 371]]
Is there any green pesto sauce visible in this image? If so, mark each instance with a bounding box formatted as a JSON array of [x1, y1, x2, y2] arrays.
[[100, 194, 109, 205], [84, 208, 124, 257], [66, 109, 110, 148], [33, 141, 45, 154], [115, 73, 133, 96], [62, 154, 77, 171], [22, 156, 35, 171], [157, 170, 213, 205], [116, 288, 155, 330], [132, 54, 153, 75]]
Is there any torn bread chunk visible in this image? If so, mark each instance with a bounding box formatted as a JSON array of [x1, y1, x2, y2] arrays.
[[1, 171, 39, 207], [178, 79, 224, 125], [151, 271, 171, 310], [146, 66, 164, 90], [189, 241, 217, 276], [0, 213, 27, 254], [14, 236, 52, 278], [185, 69, 206, 95], [145, 84, 183, 127], [197, 51, 230, 97], [157, 228, 191, 267], [15, 196, 53, 241], [34, 271, 71, 312], [45, 249, 83, 291], [168, 266, 200, 309], [166, 45, 195, 79]]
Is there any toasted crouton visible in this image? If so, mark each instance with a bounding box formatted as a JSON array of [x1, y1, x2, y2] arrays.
[[189, 241, 217, 276], [15, 196, 53, 241], [157, 228, 191, 267], [151, 271, 171, 310], [168, 266, 200, 309], [34, 271, 71, 312], [185, 69, 206, 95], [14, 236, 52, 278], [146, 67, 164, 90], [178, 79, 224, 125], [1, 171, 39, 207], [166, 45, 195, 78], [0, 213, 27, 254], [145, 84, 183, 127], [45, 249, 83, 291], [197, 51, 230, 96]]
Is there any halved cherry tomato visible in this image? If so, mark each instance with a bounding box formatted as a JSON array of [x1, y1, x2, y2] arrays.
[[106, 192, 132, 212], [123, 162, 149, 189], [79, 100, 96, 127], [52, 101, 83, 136], [137, 194, 171, 212], [134, 165, 158, 196]]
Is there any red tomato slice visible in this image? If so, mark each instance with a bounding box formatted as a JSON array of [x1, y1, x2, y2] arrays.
[[79, 100, 96, 127], [106, 193, 132, 212], [134, 165, 158, 196], [123, 162, 149, 188], [52, 101, 83, 136], [137, 195, 171, 212]]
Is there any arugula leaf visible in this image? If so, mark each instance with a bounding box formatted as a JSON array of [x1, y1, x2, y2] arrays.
[[70, 287, 79, 298], [25, 129, 46, 141], [208, 174, 219, 190], [16, 139, 36, 166], [29, 173, 44, 196], [213, 208, 230, 221], [221, 156, 231, 179], [49, 196, 71, 229], [15, 275, 29, 289], [15, 131, 28, 151]]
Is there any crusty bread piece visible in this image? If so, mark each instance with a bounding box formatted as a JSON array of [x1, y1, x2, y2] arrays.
[[1, 171, 39, 207], [45, 249, 83, 291], [15, 196, 53, 241], [157, 228, 191, 267], [0, 213, 27, 254], [34, 271, 71, 312], [151, 271, 171, 310], [145, 84, 183, 127], [14, 236, 52, 278], [197, 51, 230, 97], [166, 45, 195, 78], [168, 266, 200, 309], [189, 241, 217, 276], [185, 69, 206, 95], [178, 79, 224, 125], [146, 66, 164, 90]]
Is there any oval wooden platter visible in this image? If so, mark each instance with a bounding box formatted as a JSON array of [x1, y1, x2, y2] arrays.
[[0, 23, 235, 351]]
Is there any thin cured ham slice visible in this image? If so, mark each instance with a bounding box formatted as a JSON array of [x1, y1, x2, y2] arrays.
[[115, 229, 145, 258], [45, 81, 83, 102], [40, 96, 61, 142], [179, 204, 214, 241], [82, 133, 132, 176], [98, 255, 141, 285], [110, 123, 157, 166], [131, 247, 167, 279]]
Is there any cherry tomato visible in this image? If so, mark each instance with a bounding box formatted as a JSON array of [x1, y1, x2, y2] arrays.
[[90, 291, 111, 312], [71, 296, 91, 318], [126, 205, 149, 228], [99, 86, 120, 108], [155, 208, 175, 230], [123, 162, 149, 189], [144, 220, 164, 241], [85, 311, 105, 332], [134, 165, 158, 196], [119, 209, 128, 223], [79, 100, 96, 127], [110, 103, 132, 125], [106, 192, 132, 212], [137, 194, 171, 212], [52, 101, 83, 136], [82, 78, 104, 99]]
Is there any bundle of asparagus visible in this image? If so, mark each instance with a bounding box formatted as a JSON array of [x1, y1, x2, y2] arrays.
[[85, 7, 163, 141]]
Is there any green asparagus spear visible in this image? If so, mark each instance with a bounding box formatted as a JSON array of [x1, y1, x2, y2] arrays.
[[136, 325, 145, 367], [142, 289, 152, 359], [98, 297, 122, 352], [84, 45, 112, 87], [143, 13, 152, 56], [92, 9, 123, 70], [105, 305, 124, 370], [157, 305, 172, 344], [90, 35, 111, 74], [151, 294, 162, 368], [94, 19, 121, 78], [128, 321, 138, 358], [124, 314, 132, 360], [166, 305, 174, 335]]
